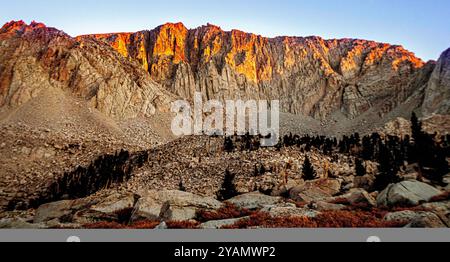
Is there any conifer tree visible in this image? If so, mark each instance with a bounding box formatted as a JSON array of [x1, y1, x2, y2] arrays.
[[178, 180, 186, 192], [373, 143, 401, 191], [224, 136, 235, 153], [355, 158, 366, 177], [217, 169, 238, 201], [302, 156, 317, 181]]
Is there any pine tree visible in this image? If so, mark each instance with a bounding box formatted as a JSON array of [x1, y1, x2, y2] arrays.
[[253, 165, 260, 177], [217, 169, 238, 201], [409, 112, 423, 164], [410, 112, 449, 184], [355, 158, 366, 177], [259, 164, 267, 175], [411, 112, 422, 143], [373, 143, 401, 192], [178, 180, 186, 192], [302, 156, 317, 180], [362, 136, 374, 160], [224, 137, 235, 153]]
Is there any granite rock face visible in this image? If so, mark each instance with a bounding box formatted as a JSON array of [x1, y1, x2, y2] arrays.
[[0, 21, 174, 121], [85, 22, 430, 119], [2, 21, 448, 123], [422, 48, 450, 115]]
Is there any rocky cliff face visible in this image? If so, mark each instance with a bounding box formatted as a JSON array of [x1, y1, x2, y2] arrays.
[[0, 21, 174, 121], [83, 22, 430, 119], [422, 48, 450, 115]]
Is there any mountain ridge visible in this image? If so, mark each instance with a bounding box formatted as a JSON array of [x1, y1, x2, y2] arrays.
[[79, 21, 432, 120], [1, 20, 449, 127]]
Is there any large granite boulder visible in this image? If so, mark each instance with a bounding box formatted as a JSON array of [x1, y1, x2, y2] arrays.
[[132, 190, 222, 222], [225, 192, 283, 210], [377, 180, 442, 207]]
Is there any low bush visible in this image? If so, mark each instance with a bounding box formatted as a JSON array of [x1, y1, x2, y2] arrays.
[[222, 210, 408, 229], [429, 191, 450, 203], [166, 221, 200, 229], [84, 222, 126, 229], [196, 203, 254, 222]]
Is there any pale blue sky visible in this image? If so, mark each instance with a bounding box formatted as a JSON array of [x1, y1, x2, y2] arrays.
[[1, 0, 449, 61]]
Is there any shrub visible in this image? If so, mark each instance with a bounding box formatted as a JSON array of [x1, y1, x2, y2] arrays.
[[429, 191, 450, 203], [130, 220, 161, 229], [222, 212, 316, 229], [222, 210, 408, 229], [196, 203, 254, 222], [114, 207, 134, 225], [313, 210, 407, 228], [166, 221, 200, 229], [83, 222, 125, 229]]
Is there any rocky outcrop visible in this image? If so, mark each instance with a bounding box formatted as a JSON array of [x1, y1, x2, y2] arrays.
[[288, 179, 341, 203], [0, 21, 174, 121], [225, 192, 283, 210], [84, 22, 429, 120], [423, 48, 450, 115], [377, 180, 443, 207], [384, 210, 449, 228], [131, 190, 222, 221]]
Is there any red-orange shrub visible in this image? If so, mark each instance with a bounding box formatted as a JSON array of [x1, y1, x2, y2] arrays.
[[84, 222, 126, 229], [166, 221, 200, 229], [130, 220, 161, 229], [196, 203, 254, 222], [223, 210, 408, 229], [429, 191, 450, 202]]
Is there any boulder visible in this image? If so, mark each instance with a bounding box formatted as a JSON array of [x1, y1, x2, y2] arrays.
[[90, 192, 137, 214], [289, 187, 331, 203], [199, 218, 246, 229], [377, 180, 443, 207], [154, 222, 168, 230], [289, 185, 332, 203], [311, 201, 346, 211], [45, 219, 82, 229], [353, 175, 375, 191], [34, 200, 77, 224], [384, 210, 423, 224], [159, 202, 197, 221], [342, 183, 354, 191], [261, 206, 319, 218], [312, 179, 342, 195], [288, 179, 341, 203], [420, 200, 450, 213], [405, 212, 449, 228], [0, 218, 46, 229], [132, 190, 222, 222], [33, 192, 134, 224], [72, 209, 118, 225], [338, 189, 377, 207], [226, 192, 283, 210], [271, 179, 301, 197]]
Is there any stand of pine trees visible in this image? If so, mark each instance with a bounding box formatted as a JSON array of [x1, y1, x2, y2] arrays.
[[276, 113, 449, 189], [220, 112, 449, 191]]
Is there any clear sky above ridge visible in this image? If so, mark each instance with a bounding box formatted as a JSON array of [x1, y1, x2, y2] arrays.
[[1, 0, 449, 61]]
